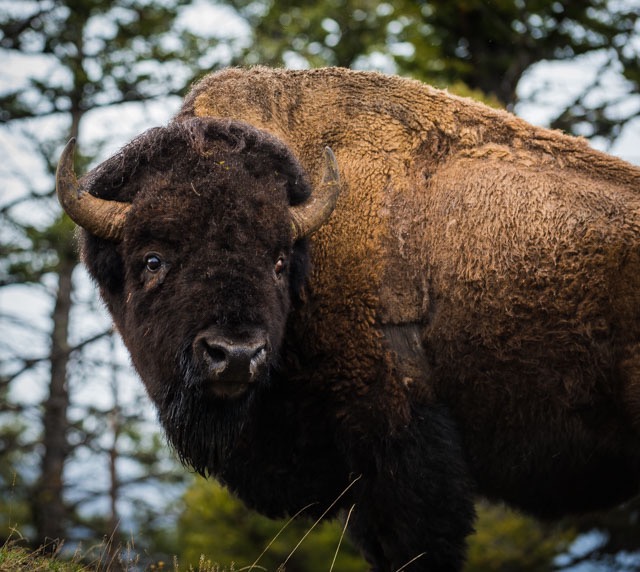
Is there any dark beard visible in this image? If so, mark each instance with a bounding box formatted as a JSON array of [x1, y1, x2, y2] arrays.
[[157, 344, 262, 477]]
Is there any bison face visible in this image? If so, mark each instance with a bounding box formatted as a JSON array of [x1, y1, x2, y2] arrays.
[[56, 118, 340, 473], [120, 166, 293, 402]]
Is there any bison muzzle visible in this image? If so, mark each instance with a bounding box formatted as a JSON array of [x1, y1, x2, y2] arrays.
[[192, 326, 269, 397]]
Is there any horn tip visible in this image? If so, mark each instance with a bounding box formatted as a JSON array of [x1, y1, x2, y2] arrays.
[[58, 137, 78, 170], [63, 137, 77, 152], [322, 146, 339, 182], [56, 136, 82, 210]]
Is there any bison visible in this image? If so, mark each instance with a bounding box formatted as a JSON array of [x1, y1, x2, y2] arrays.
[[57, 67, 640, 571]]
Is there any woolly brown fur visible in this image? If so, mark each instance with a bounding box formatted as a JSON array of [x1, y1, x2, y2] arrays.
[[77, 67, 640, 571], [180, 67, 640, 502]]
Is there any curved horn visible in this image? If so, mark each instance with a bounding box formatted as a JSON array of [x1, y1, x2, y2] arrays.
[[290, 147, 341, 240], [56, 138, 130, 242]]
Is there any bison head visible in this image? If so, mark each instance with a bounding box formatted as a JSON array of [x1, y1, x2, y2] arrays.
[[56, 118, 340, 474]]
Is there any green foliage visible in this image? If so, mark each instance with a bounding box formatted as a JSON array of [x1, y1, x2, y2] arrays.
[[466, 502, 576, 571], [1, 213, 76, 286], [178, 478, 367, 572], [0, 0, 207, 123], [562, 496, 640, 567], [403, 0, 627, 96], [178, 481, 581, 572], [0, 540, 232, 572], [234, 0, 419, 69], [0, 468, 31, 542]]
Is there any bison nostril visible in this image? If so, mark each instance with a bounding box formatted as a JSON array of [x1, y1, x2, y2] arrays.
[[201, 342, 229, 373], [249, 345, 267, 375], [193, 329, 269, 384], [251, 345, 267, 362]]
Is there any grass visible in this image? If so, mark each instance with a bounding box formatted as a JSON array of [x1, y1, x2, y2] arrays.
[[0, 542, 89, 571], [0, 539, 227, 572], [0, 477, 362, 571]]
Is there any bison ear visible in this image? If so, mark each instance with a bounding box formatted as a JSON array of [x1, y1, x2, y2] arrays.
[[80, 229, 127, 321], [289, 147, 341, 240], [288, 237, 310, 306]]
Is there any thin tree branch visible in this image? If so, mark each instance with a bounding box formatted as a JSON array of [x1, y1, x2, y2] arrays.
[[2, 328, 113, 385]]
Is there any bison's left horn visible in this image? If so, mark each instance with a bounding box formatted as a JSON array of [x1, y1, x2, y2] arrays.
[[56, 138, 131, 242], [290, 147, 341, 240]]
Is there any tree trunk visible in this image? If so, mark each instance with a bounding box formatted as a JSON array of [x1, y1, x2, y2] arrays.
[[34, 250, 76, 551], [107, 333, 124, 570]]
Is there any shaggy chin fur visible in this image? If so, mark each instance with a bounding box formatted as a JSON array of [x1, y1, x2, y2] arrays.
[[158, 343, 264, 475]]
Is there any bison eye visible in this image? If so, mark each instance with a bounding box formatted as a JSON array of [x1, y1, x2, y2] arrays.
[[144, 253, 163, 273], [274, 256, 287, 277]]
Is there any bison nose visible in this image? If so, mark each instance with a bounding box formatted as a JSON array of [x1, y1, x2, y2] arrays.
[[193, 328, 268, 387]]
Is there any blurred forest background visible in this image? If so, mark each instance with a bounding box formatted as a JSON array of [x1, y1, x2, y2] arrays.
[[1, 0, 640, 570]]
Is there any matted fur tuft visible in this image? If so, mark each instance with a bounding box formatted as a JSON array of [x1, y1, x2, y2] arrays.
[[80, 117, 311, 205]]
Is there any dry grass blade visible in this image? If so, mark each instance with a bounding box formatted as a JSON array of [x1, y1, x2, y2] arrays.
[[395, 551, 426, 572], [238, 502, 316, 572], [280, 475, 362, 570], [329, 504, 355, 572]]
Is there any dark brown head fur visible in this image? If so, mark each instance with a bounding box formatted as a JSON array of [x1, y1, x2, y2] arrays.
[[81, 117, 311, 473]]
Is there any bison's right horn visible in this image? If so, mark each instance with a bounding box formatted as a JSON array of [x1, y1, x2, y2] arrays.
[[289, 147, 341, 240], [56, 138, 131, 242]]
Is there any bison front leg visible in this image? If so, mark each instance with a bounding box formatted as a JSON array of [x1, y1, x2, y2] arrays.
[[345, 404, 475, 572]]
